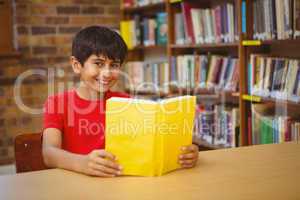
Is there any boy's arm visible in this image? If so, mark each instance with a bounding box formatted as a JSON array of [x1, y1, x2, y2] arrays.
[[42, 128, 122, 177]]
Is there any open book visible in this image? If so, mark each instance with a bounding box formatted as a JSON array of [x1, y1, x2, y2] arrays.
[[105, 95, 196, 176]]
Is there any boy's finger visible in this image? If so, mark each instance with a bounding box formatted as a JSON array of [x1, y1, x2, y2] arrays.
[[97, 150, 116, 160], [178, 152, 197, 159], [181, 145, 198, 152], [90, 162, 121, 175], [180, 159, 196, 165], [90, 168, 116, 177], [95, 157, 122, 170], [181, 164, 195, 169]]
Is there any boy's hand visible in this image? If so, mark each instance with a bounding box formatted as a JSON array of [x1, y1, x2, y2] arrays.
[[178, 144, 199, 168], [80, 150, 122, 177]]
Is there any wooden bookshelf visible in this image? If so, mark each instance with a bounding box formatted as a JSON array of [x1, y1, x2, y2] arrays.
[[242, 95, 300, 111], [129, 45, 167, 51], [170, 42, 239, 50], [122, 2, 165, 13], [261, 39, 300, 46], [125, 88, 169, 97], [121, 0, 243, 150], [238, 0, 300, 146]]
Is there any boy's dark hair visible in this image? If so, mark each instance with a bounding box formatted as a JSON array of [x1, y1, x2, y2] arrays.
[[72, 26, 128, 65]]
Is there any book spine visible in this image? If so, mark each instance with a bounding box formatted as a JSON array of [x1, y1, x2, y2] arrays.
[[242, 0, 247, 34], [156, 12, 168, 45], [295, 0, 300, 38]]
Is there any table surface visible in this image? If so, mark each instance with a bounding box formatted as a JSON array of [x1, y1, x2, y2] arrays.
[[1, 142, 300, 200]]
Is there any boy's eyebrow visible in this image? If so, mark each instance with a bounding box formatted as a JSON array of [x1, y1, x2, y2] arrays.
[[93, 58, 121, 63], [112, 60, 121, 64]]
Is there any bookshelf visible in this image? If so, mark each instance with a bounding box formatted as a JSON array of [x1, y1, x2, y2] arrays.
[[120, 0, 300, 149], [121, 0, 242, 149], [239, 0, 300, 146]]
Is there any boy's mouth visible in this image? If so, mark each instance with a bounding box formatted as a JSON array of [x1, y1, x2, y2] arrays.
[[96, 78, 110, 86]]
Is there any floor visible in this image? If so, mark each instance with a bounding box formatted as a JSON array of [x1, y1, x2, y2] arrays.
[[0, 164, 16, 175]]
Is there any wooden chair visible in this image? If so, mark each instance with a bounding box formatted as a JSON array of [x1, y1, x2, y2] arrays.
[[14, 133, 48, 173]]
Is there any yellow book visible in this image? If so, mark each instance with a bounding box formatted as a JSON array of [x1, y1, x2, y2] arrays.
[[105, 96, 196, 176], [120, 20, 133, 50]]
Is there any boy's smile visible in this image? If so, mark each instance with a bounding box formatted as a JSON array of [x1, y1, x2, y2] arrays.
[[71, 54, 122, 100]]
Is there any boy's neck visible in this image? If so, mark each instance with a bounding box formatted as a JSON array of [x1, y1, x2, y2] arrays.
[[76, 82, 106, 100]]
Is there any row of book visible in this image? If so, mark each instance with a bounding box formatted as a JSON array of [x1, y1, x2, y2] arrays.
[[175, 2, 238, 45], [171, 54, 239, 92], [252, 0, 300, 40], [194, 105, 240, 148], [123, 0, 164, 8], [120, 12, 167, 49], [124, 61, 169, 93], [250, 106, 300, 145], [249, 54, 300, 102]]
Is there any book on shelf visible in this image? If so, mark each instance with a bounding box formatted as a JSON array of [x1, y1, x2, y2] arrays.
[[156, 12, 168, 45], [105, 95, 196, 176], [124, 61, 169, 93], [250, 104, 300, 145], [121, 20, 134, 50], [174, 12, 186, 45], [248, 54, 300, 102], [252, 0, 299, 40], [176, 2, 238, 45], [194, 104, 240, 148], [120, 12, 167, 49], [295, 0, 300, 38], [170, 54, 239, 92]]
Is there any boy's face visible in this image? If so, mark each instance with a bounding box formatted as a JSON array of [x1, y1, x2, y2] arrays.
[[72, 54, 122, 93]]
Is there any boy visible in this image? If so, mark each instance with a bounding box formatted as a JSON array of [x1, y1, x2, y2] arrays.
[[42, 26, 199, 177]]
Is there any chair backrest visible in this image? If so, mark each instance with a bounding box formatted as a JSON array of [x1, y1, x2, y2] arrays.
[[14, 133, 48, 173]]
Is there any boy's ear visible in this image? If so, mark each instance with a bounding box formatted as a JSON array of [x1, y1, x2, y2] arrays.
[[70, 56, 82, 74]]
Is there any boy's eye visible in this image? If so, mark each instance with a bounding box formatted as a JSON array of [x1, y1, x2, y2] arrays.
[[111, 64, 120, 68], [95, 62, 105, 67]]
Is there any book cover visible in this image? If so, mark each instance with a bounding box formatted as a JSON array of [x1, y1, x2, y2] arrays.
[[105, 96, 196, 176], [214, 6, 222, 43], [242, 1, 247, 34], [260, 117, 273, 144], [295, 0, 300, 38], [170, 56, 178, 85], [121, 20, 133, 50], [292, 61, 300, 96], [191, 8, 201, 44], [142, 18, 149, 46], [148, 18, 156, 46], [217, 57, 229, 89], [174, 13, 186, 45], [181, 2, 200, 44], [133, 15, 142, 46], [156, 12, 168, 45], [198, 55, 208, 88]]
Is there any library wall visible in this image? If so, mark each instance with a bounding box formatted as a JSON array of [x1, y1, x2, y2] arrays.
[[0, 0, 121, 165]]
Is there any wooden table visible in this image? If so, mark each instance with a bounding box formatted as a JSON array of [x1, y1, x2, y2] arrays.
[[1, 142, 300, 200]]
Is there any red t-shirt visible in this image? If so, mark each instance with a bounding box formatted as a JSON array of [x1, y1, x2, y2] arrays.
[[43, 89, 130, 154]]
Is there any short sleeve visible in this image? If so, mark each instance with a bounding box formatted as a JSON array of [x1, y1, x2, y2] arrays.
[[107, 91, 131, 99], [43, 95, 64, 131]]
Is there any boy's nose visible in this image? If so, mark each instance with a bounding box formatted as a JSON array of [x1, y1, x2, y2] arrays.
[[101, 68, 112, 78]]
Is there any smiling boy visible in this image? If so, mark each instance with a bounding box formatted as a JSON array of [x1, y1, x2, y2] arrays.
[[42, 26, 199, 177]]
